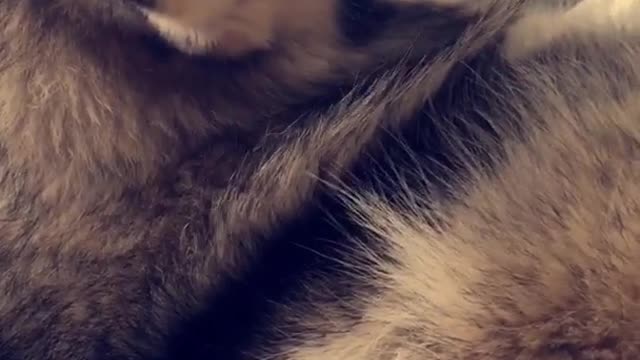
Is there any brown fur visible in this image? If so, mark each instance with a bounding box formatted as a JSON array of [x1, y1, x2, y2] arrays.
[[0, 0, 514, 358], [258, 1, 640, 359], [144, 0, 341, 57]]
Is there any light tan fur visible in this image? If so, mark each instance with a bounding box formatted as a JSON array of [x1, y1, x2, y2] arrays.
[[144, 0, 341, 57], [258, 1, 640, 359], [9, 0, 637, 359], [0, 0, 512, 358], [504, 0, 640, 60]]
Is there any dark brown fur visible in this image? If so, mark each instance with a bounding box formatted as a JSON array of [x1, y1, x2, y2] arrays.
[[0, 0, 513, 358], [256, 1, 640, 359]]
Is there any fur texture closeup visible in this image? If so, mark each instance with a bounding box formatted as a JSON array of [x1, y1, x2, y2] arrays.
[[0, 0, 508, 359], [142, 0, 342, 57], [254, 1, 640, 359], [2, 0, 640, 359]]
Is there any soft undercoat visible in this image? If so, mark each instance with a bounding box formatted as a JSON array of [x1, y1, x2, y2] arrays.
[[0, 0, 639, 359]]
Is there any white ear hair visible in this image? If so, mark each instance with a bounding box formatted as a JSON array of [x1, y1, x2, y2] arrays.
[[141, 8, 214, 55], [138, 3, 274, 57]]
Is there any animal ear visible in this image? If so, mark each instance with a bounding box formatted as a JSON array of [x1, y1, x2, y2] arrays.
[[137, 0, 276, 57]]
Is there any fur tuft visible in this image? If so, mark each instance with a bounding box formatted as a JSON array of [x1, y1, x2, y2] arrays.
[[260, 2, 640, 359]]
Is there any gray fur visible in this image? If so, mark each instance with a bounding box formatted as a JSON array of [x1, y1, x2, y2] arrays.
[[259, 1, 640, 359], [5, 0, 636, 359], [0, 0, 504, 358]]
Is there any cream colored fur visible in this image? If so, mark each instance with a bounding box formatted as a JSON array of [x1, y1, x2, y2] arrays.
[[5, 0, 639, 358], [260, 2, 640, 359], [0, 0, 509, 358], [504, 0, 640, 59], [142, 0, 341, 57]]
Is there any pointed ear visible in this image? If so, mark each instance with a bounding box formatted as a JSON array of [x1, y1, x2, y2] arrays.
[[139, 0, 361, 59], [138, 0, 277, 57]]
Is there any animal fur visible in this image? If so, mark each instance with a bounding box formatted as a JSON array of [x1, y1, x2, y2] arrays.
[[0, 0, 510, 359], [252, 1, 640, 359], [142, 0, 342, 57], [3, 0, 639, 359]]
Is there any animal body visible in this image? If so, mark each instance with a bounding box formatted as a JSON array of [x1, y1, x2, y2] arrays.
[[0, 0, 502, 358], [253, 1, 640, 359], [1, 0, 640, 359]]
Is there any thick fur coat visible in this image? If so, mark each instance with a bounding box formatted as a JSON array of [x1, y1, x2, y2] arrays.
[[1, 0, 639, 359], [257, 1, 640, 359]]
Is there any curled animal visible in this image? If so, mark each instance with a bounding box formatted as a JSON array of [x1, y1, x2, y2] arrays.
[[1, 0, 639, 359], [253, 1, 640, 359]]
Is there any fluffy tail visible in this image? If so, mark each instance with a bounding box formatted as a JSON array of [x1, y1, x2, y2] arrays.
[[262, 2, 640, 359]]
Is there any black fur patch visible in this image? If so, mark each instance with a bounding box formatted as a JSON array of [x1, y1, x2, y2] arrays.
[[337, 0, 396, 47]]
